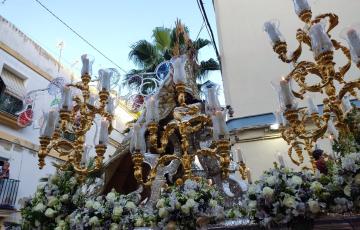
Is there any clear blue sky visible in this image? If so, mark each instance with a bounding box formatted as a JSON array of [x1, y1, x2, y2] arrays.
[[0, 0, 225, 104]]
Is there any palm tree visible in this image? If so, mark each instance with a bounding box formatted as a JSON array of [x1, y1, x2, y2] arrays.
[[125, 20, 220, 91]]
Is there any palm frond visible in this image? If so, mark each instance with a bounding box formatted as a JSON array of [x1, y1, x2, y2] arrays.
[[197, 58, 220, 80], [128, 40, 160, 69], [193, 38, 211, 51], [152, 27, 171, 52]]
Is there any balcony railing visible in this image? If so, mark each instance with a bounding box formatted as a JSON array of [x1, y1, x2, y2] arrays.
[[0, 179, 20, 209]]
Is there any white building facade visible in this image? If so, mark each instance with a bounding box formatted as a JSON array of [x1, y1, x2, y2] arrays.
[[213, 0, 360, 179], [0, 16, 135, 225]]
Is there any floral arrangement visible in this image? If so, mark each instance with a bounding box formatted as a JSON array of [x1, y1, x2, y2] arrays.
[[244, 167, 325, 227], [68, 189, 156, 229], [21, 169, 81, 230], [154, 179, 227, 229]]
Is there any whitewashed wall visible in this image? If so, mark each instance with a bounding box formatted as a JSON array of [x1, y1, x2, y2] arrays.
[[214, 0, 360, 117]]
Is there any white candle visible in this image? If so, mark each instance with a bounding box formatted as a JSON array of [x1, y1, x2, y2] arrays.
[[279, 79, 294, 109], [81, 144, 91, 166], [309, 22, 333, 57], [327, 120, 339, 141], [277, 152, 286, 168], [214, 111, 228, 139], [106, 97, 115, 115], [172, 55, 187, 84], [274, 110, 283, 124], [62, 86, 72, 110], [99, 119, 109, 145], [246, 168, 252, 184], [292, 0, 310, 15], [305, 96, 318, 114], [89, 94, 96, 106], [347, 29, 360, 58], [132, 123, 144, 151], [145, 96, 157, 123], [342, 96, 352, 112], [236, 148, 244, 163], [264, 21, 283, 45], [81, 54, 93, 76], [207, 87, 221, 112], [99, 69, 111, 91], [42, 110, 58, 137]]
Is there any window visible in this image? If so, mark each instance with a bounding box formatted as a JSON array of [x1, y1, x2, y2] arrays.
[[0, 68, 25, 117]]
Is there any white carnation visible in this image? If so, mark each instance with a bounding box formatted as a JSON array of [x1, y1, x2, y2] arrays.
[[134, 218, 144, 227], [308, 199, 320, 214], [110, 223, 118, 230], [265, 176, 276, 186], [44, 208, 56, 218], [106, 192, 117, 203], [181, 204, 190, 214], [262, 187, 274, 199], [159, 207, 169, 218], [125, 201, 136, 210], [156, 198, 166, 208], [185, 198, 197, 208], [310, 181, 323, 192], [354, 174, 360, 185], [209, 199, 218, 208], [283, 196, 296, 208], [89, 216, 99, 226], [92, 201, 102, 210], [290, 175, 303, 186], [47, 196, 58, 207], [33, 203, 46, 212], [113, 206, 123, 219], [85, 200, 94, 209]]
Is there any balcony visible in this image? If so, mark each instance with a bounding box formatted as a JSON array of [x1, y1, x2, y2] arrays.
[[0, 179, 20, 210]]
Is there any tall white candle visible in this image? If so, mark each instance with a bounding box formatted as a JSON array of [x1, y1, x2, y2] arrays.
[[145, 96, 157, 123], [62, 86, 72, 110], [274, 110, 283, 124], [207, 87, 221, 112], [172, 55, 187, 84], [264, 21, 283, 45], [106, 97, 115, 115], [342, 96, 352, 112], [327, 120, 339, 141], [347, 29, 360, 58], [309, 22, 333, 57], [277, 152, 286, 168], [246, 168, 252, 184], [99, 69, 111, 91], [81, 144, 91, 166], [305, 96, 318, 114], [98, 119, 109, 145], [279, 79, 293, 109], [81, 54, 91, 76], [214, 111, 228, 138], [132, 123, 144, 151], [292, 0, 310, 15], [236, 148, 244, 162], [42, 110, 58, 137], [89, 94, 96, 106]]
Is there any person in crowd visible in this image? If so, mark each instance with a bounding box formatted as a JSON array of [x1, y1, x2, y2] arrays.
[[0, 161, 10, 179]]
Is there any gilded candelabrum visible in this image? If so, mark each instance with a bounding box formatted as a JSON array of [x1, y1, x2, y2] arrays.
[[131, 84, 231, 187], [37, 73, 113, 179], [267, 4, 360, 169], [237, 161, 248, 180]]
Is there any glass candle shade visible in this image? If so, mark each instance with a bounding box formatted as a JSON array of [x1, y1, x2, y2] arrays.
[[292, 0, 311, 16], [264, 20, 285, 46], [309, 21, 334, 58], [172, 55, 187, 84], [81, 54, 94, 76]]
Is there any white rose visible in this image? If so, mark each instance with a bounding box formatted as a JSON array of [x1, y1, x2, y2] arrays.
[[159, 207, 169, 218], [310, 181, 323, 192], [308, 199, 320, 214], [85, 200, 94, 209], [92, 201, 102, 210], [265, 176, 276, 186], [344, 185, 351, 197], [209, 199, 218, 208], [48, 196, 58, 207], [248, 200, 257, 210], [45, 208, 56, 218], [110, 223, 118, 230], [185, 198, 197, 208], [61, 194, 69, 202], [283, 196, 296, 208], [181, 204, 190, 214], [134, 218, 144, 227], [354, 174, 360, 185], [187, 190, 197, 199], [106, 192, 117, 203], [35, 220, 40, 227], [125, 201, 136, 210], [156, 198, 166, 208], [247, 185, 257, 195], [291, 175, 303, 186], [262, 187, 274, 199], [113, 206, 123, 219], [33, 203, 46, 212], [89, 216, 99, 226]]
